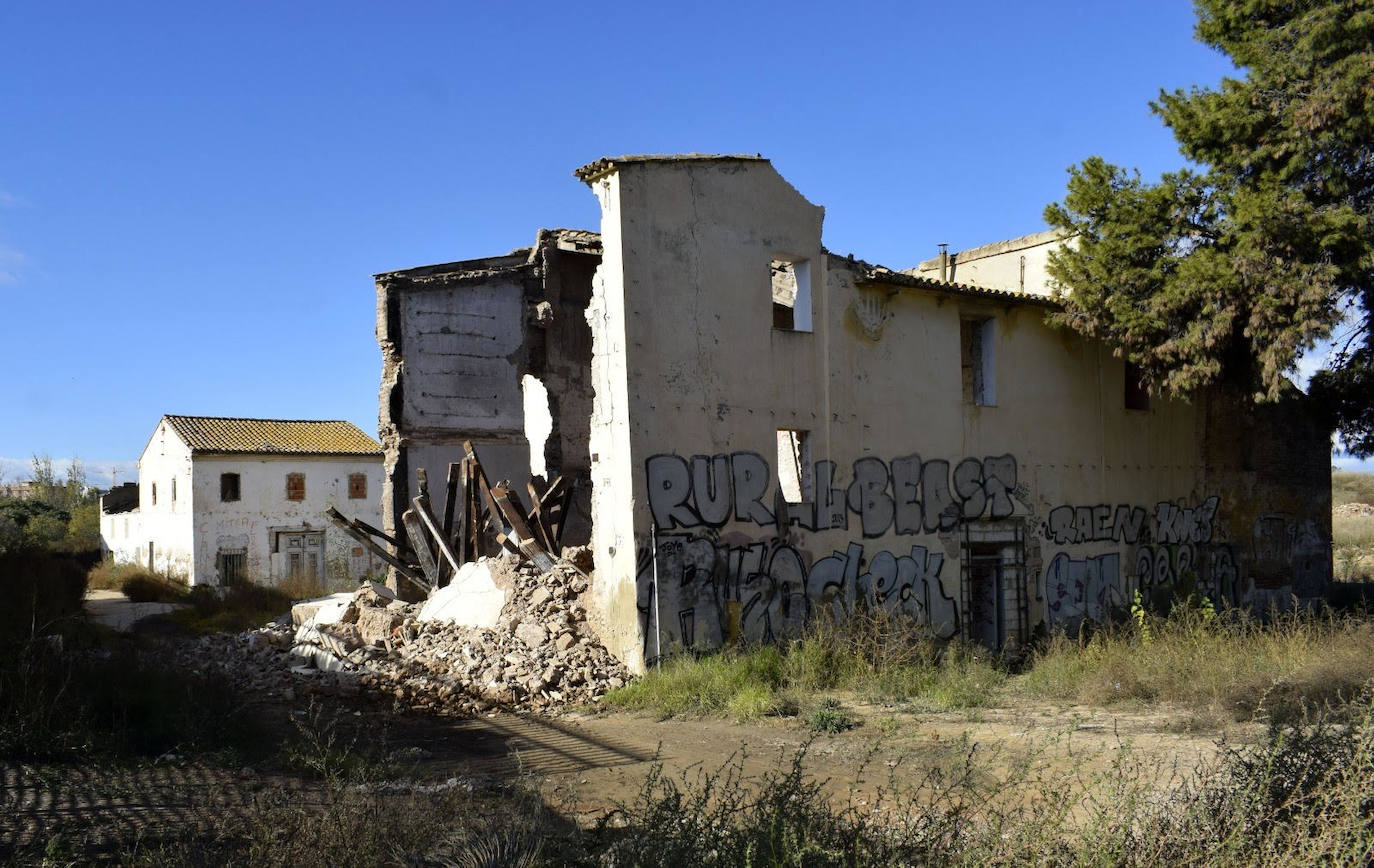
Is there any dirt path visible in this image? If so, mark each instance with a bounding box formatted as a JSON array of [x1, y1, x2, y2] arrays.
[[2, 700, 1262, 858], [382, 699, 1264, 820]]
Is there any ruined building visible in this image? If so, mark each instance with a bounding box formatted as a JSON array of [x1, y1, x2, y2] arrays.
[[375, 154, 1331, 673]]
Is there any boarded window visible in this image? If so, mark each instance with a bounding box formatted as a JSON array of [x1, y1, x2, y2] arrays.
[[960, 316, 996, 406], [348, 473, 367, 499], [286, 473, 305, 501], [1124, 361, 1150, 410], [221, 472, 241, 502], [770, 259, 813, 332], [776, 429, 813, 503]]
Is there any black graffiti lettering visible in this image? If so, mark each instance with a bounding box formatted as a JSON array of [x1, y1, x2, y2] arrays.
[[847, 456, 894, 538], [922, 459, 958, 532], [982, 454, 1017, 519], [690, 454, 733, 527], [814, 460, 848, 531], [1113, 505, 1146, 544], [890, 453, 923, 534], [645, 451, 1021, 535], [646, 454, 700, 530], [731, 451, 774, 525], [953, 457, 986, 519]]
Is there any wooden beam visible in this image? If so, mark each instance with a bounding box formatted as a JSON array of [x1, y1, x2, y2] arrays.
[[413, 495, 463, 578], [326, 507, 426, 589], [442, 462, 460, 547], [491, 482, 556, 571], [400, 508, 439, 590]]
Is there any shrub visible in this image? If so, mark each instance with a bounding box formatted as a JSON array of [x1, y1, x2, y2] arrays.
[[121, 571, 189, 603], [0, 547, 89, 643]]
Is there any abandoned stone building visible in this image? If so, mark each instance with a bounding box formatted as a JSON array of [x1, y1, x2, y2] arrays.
[[102, 416, 385, 587], [375, 154, 1331, 673]]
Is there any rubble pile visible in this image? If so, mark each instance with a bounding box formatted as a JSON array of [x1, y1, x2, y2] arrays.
[[234, 551, 630, 714]]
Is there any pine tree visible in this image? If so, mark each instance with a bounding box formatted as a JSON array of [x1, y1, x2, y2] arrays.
[[1045, 0, 1374, 451]]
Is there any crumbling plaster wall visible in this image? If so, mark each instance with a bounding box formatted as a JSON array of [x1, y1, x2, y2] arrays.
[[132, 419, 196, 580], [189, 455, 384, 587], [376, 236, 597, 595], [583, 156, 1330, 673]]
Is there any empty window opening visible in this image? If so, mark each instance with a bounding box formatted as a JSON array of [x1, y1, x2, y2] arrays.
[[776, 429, 813, 503], [221, 472, 241, 502], [151, 482, 157, 506], [960, 316, 996, 406], [348, 473, 367, 499], [1124, 361, 1150, 410], [285, 473, 305, 501], [171, 477, 177, 502], [522, 373, 553, 479], [217, 549, 246, 586], [770, 259, 812, 332]]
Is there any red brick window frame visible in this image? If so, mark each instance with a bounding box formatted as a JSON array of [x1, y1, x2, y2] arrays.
[[348, 473, 367, 499], [285, 473, 305, 501]]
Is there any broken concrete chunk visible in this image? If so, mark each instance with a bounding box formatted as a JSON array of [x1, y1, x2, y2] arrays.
[[515, 621, 548, 650], [356, 606, 404, 646], [555, 632, 577, 651], [417, 560, 506, 627], [290, 592, 357, 628]]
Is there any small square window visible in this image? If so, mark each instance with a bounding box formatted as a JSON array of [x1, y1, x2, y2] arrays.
[[1125, 361, 1150, 410], [770, 259, 812, 332], [286, 473, 305, 501], [348, 473, 367, 499], [221, 472, 241, 502]]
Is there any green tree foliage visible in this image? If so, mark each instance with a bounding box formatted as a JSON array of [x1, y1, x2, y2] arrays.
[[1045, 0, 1374, 450]]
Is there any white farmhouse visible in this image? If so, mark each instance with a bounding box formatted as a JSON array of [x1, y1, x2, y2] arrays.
[[100, 415, 384, 588]]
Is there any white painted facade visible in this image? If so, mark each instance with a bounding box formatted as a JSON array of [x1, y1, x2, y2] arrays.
[[100, 418, 384, 588]]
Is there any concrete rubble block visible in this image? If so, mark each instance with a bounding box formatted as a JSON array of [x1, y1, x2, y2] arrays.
[[290, 592, 357, 628], [356, 605, 404, 646], [356, 581, 398, 608], [515, 621, 549, 650], [417, 559, 509, 627]]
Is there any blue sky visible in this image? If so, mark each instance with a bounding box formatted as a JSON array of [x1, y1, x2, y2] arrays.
[[0, 1, 1356, 485]]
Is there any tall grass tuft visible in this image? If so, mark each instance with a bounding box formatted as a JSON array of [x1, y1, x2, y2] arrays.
[[1016, 605, 1374, 723], [607, 607, 1006, 719]]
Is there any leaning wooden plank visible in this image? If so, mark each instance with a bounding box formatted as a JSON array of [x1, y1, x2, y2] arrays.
[[400, 509, 439, 590], [554, 479, 577, 550], [348, 516, 403, 551], [459, 457, 476, 562], [491, 482, 556, 571], [525, 480, 555, 553], [327, 508, 427, 589], [442, 462, 461, 545], [413, 495, 463, 578]]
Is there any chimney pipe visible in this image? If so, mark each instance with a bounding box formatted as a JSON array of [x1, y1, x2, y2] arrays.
[[938, 243, 949, 281]]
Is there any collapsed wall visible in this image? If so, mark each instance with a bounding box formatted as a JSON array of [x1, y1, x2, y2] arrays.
[[374, 229, 601, 599]]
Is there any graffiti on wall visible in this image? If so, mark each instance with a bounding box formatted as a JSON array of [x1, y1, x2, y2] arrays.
[[636, 533, 959, 655], [645, 452, 1017, 535], [1038, 495, 1252, 623], [1252, 515, 1329, 597]]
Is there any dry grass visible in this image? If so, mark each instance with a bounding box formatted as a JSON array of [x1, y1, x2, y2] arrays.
[[1015, 607, 1374, 724]]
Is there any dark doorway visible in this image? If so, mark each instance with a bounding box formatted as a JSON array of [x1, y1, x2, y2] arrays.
[[965, 543, 1004, 650]]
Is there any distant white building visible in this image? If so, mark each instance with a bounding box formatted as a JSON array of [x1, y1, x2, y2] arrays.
[[101, 415, 385, 588]]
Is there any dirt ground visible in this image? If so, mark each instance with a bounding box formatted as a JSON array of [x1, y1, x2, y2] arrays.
[[1, 697, 1265, 856], [380, 697, 1262, 820]]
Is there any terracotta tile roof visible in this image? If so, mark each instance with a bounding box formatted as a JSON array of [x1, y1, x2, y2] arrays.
[[855, 265, 1061, 308], [163, 416, 382, 456]]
